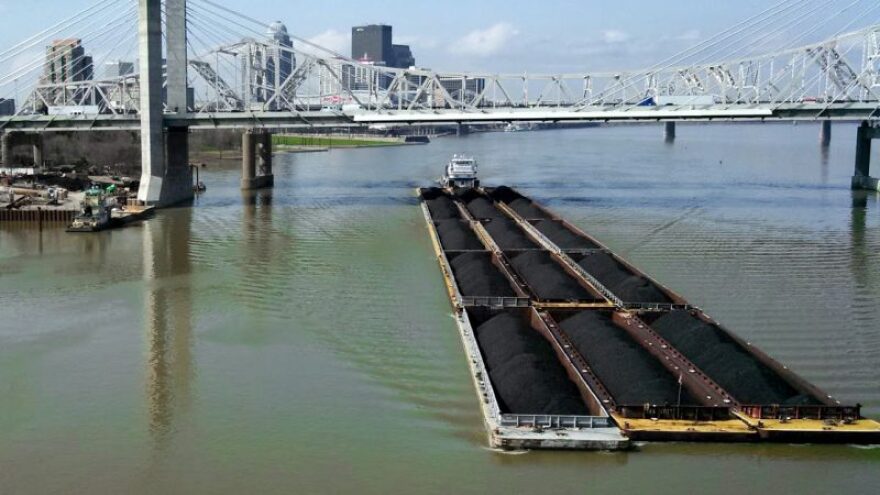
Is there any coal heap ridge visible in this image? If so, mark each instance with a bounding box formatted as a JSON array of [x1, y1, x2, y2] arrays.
[[578, 252, 671, 304], [559, 311, 695, 406], [510, 251, 596, 301], [532, 220, 599, 250], [450, 252, 516, 297], [425, 194, 459, 220], [482, 216, 540, 250], [475, 312, 588, 415], [434, 219, 484, 251], [650, 311, 820, 405]]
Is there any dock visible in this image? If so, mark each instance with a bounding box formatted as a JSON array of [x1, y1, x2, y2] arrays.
[[418, 186, 880, 449]]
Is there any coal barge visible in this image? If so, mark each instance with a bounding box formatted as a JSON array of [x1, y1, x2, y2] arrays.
[[419, 185, 880, 450]]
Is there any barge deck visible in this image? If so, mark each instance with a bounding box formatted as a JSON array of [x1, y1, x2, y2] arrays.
[[418, 185, 880, 449]]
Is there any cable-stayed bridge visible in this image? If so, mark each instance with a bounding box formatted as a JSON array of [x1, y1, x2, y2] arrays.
[[2, 0, 880, 204]]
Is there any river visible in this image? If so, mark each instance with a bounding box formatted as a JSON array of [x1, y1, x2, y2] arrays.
[[1, 123, 878, 493]]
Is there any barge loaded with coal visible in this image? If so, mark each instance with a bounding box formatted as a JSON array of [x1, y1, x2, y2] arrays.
[[419, 175, 880, 450]]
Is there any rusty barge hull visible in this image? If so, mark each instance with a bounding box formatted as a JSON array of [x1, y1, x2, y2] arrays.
[[418, 186, 880, 446]]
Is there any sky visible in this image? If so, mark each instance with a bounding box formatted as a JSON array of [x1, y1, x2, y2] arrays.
[[0, 0, 876, 75], [0, 0, 786, 74]]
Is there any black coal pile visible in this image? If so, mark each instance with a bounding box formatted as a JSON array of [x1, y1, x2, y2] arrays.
[[577, 252, 671, 304], [510, 251, 595, 301], [486, 186, 523, 203], [474, 312, 588, 415], [434, 219, 484, 250], [558, 311, 694, 405], [650, 311, 820, 405], [425, 195, 460, 220], [532, 220, 599, 250], [507, 198, 552, 220], [465, 197, 506, 220], [450, 252, 516, 297], [482, 217, 539, 250]]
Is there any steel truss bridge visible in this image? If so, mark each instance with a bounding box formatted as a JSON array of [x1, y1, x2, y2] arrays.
[[2, 0, 880, 203]]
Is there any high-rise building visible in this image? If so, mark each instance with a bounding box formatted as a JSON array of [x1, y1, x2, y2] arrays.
[[266, 21, 294, 93], [103, 60, 134, 79], [351, 24, 414, 69], [0, 98, 14, 116], [392, 45, 415, 69], [437, 76, 487, 107], [240, 21, 296, 109], [43, 39, 93, 84], [352, 24, 393, 66]]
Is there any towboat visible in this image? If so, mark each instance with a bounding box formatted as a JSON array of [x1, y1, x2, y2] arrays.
[[440, 154, 479, 189], [67, 188, 113, 232]]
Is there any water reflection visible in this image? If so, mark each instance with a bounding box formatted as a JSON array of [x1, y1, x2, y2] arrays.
[[849, 190, 879, 290], [242, 189, 273, 234], [820, 146, 830, 184], [143, 208, 194, 449]]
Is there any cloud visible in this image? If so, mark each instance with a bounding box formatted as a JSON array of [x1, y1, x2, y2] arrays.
[[302, 29, 350, 56], [601, 29, 631, 44], [451, 23, 519, 57], [396, 35, 439, 50], [676, 29, 701, 41]]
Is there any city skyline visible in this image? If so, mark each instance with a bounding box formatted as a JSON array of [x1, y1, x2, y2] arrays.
[[0, 0, 846, 74]]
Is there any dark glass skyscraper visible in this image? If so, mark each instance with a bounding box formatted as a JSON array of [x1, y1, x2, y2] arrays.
[[351, 24, 414, 69], [352, 24, 394, 65]]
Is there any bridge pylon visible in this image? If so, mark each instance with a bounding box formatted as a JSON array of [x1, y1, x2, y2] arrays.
[[136, 0, 193, 206], [853, 121, 880, 192]]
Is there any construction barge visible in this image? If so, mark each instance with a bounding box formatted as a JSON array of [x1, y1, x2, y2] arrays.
[[418, 184, 880, 450]]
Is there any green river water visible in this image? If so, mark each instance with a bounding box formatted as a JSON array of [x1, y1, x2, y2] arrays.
[[1, 124, 879, 493]]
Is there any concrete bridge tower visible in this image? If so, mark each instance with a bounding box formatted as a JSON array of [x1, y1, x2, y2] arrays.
[[137, 0, 193, 206]]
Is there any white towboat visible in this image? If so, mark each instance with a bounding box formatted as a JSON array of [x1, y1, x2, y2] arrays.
[[440, 154, 479, 189]]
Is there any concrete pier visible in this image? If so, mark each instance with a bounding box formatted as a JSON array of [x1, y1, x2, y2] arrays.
[[136, 0, 193, 206], [0, 133, 43, 167], [1, 132, 11, 166], [241, 130, 274, 190], [820, 120, 832, 147], [664, 122, 676, 142], [32, 135, 43, 168], [852, 121, 880, 191]]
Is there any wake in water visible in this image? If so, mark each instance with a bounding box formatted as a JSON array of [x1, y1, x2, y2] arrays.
[[482, 447, 531, 455]]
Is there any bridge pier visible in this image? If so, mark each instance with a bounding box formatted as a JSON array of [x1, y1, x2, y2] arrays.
[[136, 0, 193, 206], [664, 122, 676, 142], [1, 132, 11, 166], [32, 134, 44, 168], [241, 129, 274, 190], [852, 122, 880, 192], [820, 120, 832, 147]]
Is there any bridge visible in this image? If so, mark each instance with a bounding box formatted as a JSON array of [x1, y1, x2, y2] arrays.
[[2, 0, 880, 205]]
